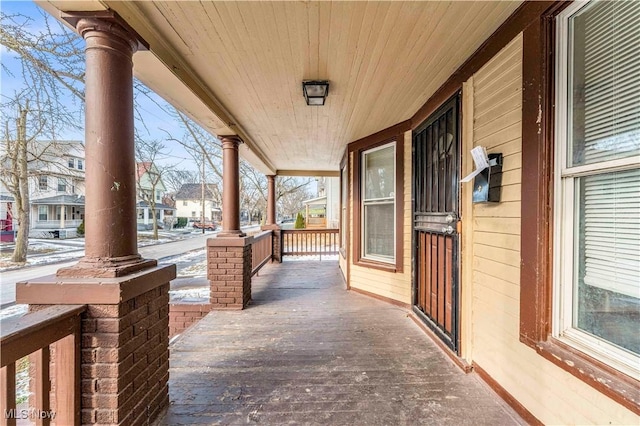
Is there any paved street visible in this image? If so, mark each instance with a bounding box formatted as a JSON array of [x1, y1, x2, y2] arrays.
[[0, 230, 219, 308]]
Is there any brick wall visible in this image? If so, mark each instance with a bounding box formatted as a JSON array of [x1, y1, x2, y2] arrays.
[[28, 283, 170, 425], [207, 238, 252, 309], [272, 230, 282, 263], [169, 303, 212, 337]]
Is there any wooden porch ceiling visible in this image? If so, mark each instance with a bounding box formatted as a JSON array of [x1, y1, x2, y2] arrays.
[[39, 1, 521, 175]]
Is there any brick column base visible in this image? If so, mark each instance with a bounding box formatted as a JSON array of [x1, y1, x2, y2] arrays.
[[272, 229, 282, 263], [17, 265, 176, 425], [207, 236, 252, 309]]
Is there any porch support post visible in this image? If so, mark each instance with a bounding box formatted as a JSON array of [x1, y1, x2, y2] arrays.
[[209, 135, 252, 309], [218, 135, 245, 238], [60, 204, 65, 230], [266, 175, 276, 226], [17, 12, 175, 426], [261, 175, 281, 262], [58, 16, 155, 278]]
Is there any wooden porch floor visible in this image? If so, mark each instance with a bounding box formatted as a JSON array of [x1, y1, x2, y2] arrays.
[[161, 261, 524, 425]]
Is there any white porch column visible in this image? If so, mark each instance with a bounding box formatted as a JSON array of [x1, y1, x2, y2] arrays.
[[60, 204, 66, 229]]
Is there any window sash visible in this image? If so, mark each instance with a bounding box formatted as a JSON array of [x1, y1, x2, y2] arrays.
[[566, 0, 640, 168], [554, 0, 640, 377], [361, 143, 396, 263]]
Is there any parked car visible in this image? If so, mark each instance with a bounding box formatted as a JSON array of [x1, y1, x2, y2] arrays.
[[193, 221, 216, 230]]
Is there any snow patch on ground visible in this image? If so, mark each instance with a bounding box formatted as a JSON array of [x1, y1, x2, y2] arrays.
[[179, 262, 207, 277], [0, 304, 27, 320], [170, 287, 209, 303], [283, 255, 339, 262]]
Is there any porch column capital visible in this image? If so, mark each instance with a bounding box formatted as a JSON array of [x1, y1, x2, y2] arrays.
[[76, 18, 139, 55], [218, 135, 246, 238], [58, 14, 155, 278], [219, 135, 243, 147]]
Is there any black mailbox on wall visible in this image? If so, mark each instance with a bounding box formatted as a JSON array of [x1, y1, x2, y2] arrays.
[[472, 153, 503, 203]]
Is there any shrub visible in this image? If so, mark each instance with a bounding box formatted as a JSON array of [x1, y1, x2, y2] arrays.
[[77, 219, 85, 236], [294, 212, 305, 229], [176, 217, 188, 228]]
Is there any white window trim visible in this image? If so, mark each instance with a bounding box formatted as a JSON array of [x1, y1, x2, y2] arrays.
[[361, 142, 396, 264], [553, 0, 640, 378]]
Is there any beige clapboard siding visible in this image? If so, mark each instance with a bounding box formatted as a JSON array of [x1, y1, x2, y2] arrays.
[[474, 230, 520, 251], [349, 131, 412, 305], [469, 33, 638, 424]]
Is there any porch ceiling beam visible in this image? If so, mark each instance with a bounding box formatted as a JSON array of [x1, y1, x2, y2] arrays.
[[276, 170, 340, 178]]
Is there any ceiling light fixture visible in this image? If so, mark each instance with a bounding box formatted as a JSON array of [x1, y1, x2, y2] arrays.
[[302, 80, 329, 106]]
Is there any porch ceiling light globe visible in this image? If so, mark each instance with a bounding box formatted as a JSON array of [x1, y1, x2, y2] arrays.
[[302, 80, 329, 106]]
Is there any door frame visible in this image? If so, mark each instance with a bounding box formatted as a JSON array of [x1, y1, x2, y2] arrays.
[[411, 92, 462, 354]]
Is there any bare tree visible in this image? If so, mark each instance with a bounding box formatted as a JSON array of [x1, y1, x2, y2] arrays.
[[1, 10, 85, 262], [135, 140, 175, 240], [163, 169, 199, 194], [278, 180, 313, 219], [240, 164, 313, 222], [163, 112, 223, 180]]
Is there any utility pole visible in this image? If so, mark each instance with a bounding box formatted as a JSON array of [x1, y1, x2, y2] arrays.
[[201, 149, 205, 234]]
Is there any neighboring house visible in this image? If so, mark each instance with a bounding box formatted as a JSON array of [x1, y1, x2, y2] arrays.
[[174, 183, 220, 222], [135, 162, 174, 228], [302, 177, 340, 229], [28, 141, 86, 238]]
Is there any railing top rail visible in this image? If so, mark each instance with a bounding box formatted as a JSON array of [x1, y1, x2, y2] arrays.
[[281, 228, 339, 234], [251, 230, 273, 242], [1, 304, 85, 367]]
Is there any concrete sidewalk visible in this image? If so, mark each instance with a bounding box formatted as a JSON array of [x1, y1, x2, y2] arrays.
[[162, 261, 524, 425]]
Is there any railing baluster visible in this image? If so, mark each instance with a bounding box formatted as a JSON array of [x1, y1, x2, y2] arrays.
[[280, 229, 338, 257], [1, 363, 17, 426], [34, 347, 51, 426], [54, 329, 81, 425]]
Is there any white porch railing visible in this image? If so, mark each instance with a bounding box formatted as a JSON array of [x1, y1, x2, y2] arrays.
[[33, 219, 83, 229]]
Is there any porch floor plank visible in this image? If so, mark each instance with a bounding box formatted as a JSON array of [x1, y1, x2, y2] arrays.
[[161, 261, 524, 425]]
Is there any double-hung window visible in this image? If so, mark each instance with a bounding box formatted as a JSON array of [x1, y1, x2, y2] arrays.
[[361, 142, 396, 263], [38, 206, 48, 221], [58, 178, 67, 192], [554, 0, 640, 376], [38, 176, 48, 191]]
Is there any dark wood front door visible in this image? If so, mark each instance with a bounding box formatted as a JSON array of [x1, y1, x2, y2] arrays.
[[412, 94, 460, 353]]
